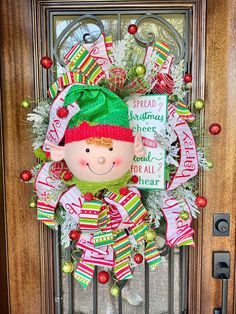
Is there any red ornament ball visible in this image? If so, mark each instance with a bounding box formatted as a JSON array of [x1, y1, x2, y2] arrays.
[[134, 253, 143, 264], [84, 192, 94, 201], [57, 107, 69, 118], [131, 175, 139, 184], [195, 196, 207, 208], [209, 123, 221, 135], [183, 73, 192, 84], [40, 56, 53, 69], [69, 230, 80, 241], [119, 187, 129, 196], [128, 24, 138, 35], [20, 170, 32, 182], [97, 270, 110, 284], [63, 171, 73, 181]]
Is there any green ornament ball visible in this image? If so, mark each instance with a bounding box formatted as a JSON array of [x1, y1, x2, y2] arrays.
[[144, 229, 157, 242], [179, 210, 190, 221], [29, 200, 37, 208], [193, 98, 205, 110], [135, 64, 146, 77], [21, 100, 31, 109], [62, 261, 74, 274], [207, 160, 214, 169], [110, 285, 120, 297]]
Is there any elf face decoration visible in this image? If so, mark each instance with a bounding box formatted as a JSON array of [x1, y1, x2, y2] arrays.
[[48, 121, 145, 182]]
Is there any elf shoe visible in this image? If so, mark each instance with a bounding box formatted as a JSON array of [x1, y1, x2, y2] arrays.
[[106, 301, 118, 314], [122, 286, 143, 306]]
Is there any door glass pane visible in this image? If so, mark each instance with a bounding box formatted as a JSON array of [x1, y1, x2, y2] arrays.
[[50, 11, 190, 314]]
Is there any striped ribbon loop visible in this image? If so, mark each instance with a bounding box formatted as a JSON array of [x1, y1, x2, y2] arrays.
[[176, 98, 195, 122], [113, 230, 131, 262], [144, 241, 161, 268], [105, 35, 114, 62], [64, 45, 106, 84], [114, 258, 133, 280], [79, 199, 102, 232], [153, 41, 170, 68], [48, 71, 89, 99], [74, 261, 95, 289]]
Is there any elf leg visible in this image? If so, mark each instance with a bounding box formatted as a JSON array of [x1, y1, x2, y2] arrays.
[[122, 278, 143, 306]]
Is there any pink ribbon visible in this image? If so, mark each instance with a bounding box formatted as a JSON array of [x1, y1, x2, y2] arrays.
[[43, 84, 81, 153], [161, 197, 194, 247], [166, 104, 198, 190]]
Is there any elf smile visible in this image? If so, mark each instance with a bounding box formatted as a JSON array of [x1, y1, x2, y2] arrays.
[[86, 162, 115, 175]]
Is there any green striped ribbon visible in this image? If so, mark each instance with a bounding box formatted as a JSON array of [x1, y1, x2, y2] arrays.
[[113, 230, 131, 262], [144, 241, 161, 268], [93, 229, 114, 247]]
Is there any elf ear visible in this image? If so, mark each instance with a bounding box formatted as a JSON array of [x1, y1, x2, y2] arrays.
[[45, 141, 65, 161], [134, 132, 146, 157]]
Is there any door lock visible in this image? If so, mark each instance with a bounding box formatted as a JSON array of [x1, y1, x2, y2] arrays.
[[213, 213, 230, 236]]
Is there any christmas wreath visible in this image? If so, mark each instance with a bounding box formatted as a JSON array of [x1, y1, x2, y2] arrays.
[[21, 24, 219, 294]]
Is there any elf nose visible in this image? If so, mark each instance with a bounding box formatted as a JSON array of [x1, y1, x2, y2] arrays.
[[97, 156, 106, 164]]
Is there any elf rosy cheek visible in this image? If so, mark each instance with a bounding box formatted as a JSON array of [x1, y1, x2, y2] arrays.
[[79, 159, 87, 167], [114, 158, 123, 166]]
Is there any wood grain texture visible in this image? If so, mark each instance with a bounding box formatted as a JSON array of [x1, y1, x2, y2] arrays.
[[0, 0, 42, 313], [202, 0, 236, 312]]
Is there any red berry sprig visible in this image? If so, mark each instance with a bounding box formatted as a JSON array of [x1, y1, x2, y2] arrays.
[[57, 107, 69, 118], [131, 175, 139, 184], [128, 24, 138, 35], [84, 192, 94, 201], [183, 73, 192, 84], [119, 187, 129, 196], [134, 253, 143, 264], [195, 196, 207, 208], [20, 170, 32, 182], [97, 270, 110, 284], [69, 230, 80, 241], [40, 56, 53, 69], [209, 123, 221, 135], [63, 171, 73, 181]]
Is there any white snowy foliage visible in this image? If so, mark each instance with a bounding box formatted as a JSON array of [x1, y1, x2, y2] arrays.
[[113, 35, 135, 68], [154, 116, 179, 167], [197, 147, 211, 170], [173, 186, 199, 218], [171, 59, 189, 99], [61, 213, 78, 247], [27, 101, 50, 149]]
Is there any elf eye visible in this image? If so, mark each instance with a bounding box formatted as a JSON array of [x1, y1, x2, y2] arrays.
[[86, 148, 90, 153], [109, 147, 113, 151]]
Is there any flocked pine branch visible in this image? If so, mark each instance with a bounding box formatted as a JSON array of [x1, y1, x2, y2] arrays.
[[27, 100, 50, 149]]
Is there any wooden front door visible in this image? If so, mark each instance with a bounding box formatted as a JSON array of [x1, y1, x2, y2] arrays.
[[0, 0, 235, 313]]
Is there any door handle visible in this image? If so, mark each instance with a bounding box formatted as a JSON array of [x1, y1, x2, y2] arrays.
[[213, 252, 230, 314]]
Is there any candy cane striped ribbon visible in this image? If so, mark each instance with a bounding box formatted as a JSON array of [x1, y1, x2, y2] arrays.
[[64, 45, 106, 84], [48, 71, 89, 99], [144, 241, 161, 268], [114, 258, 133, 280], [74, 261, 95, 289], [153, 41, 170, 67], [176, 98, 195, 122], [113, 230, 131, 262]]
